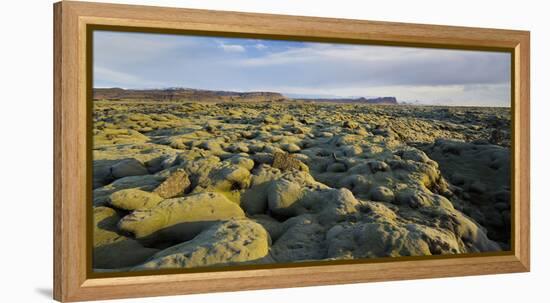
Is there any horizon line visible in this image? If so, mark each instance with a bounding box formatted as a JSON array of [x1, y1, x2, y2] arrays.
[[92, 86, 511, 108]]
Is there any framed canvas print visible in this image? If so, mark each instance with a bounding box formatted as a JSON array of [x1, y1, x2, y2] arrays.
[[53, 1, 530, 302]]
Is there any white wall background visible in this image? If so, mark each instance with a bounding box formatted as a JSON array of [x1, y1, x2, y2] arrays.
[[0, 0, 547, 302]]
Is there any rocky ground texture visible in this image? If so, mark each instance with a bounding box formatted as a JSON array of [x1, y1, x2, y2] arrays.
[[92, 101, 511, 271]]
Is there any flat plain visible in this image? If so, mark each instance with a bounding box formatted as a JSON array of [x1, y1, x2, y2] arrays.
[[91, 99, 511, 272]]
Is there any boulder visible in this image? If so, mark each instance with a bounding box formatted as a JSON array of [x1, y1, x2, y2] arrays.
[[208, 165, 251, 191], [342, 120, 359, 129], [93, 207, 159, 269], [271, 215, 326, 262], [93, 128, 149, 147], [334, 222, 433, 258], [272, 152, 309, 172], [399, 149, 431, 163], [118, 192, 245, 244], [93, 174, 164, 207], [133, 219, 269, 270], [109, 188, 164, 210], [111, 158, 149, 179], [369, 186, 395, 203], [395, 189, 433, 209], [153, 169, 191, 198], [282, 143, 301, 153], [367, 160, 390, 173], [326, 162, 347, 173], [267, 180, 305, 216], [263, 115, 277, 124], [315, 188, 360, 225]]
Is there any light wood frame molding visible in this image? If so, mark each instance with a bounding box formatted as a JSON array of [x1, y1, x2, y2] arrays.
[[53, 1, 530, 301]]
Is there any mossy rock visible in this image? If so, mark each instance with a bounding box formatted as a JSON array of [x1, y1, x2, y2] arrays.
[[153, 169, 191, 198], [369, 186, 395, 203], [272, 152, 309, 172], [93, 128, 149, 147], [267, 179, 305, 216], [93, 174, 164, 207], [271, 215, 325, 262], [93, 207, 159, 269], [133, 219, 269, 270], [109, 188, 164, 210], [118, 192, 245, 243], [111, 158, 149, 179]]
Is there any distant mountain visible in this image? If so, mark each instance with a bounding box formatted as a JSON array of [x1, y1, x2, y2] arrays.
[[296, 96, 398, 105], [93, 88, 398, 105], [93, 88, 288, 103]]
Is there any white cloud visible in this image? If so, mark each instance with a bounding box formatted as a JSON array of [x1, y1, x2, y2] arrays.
[[254, 43, 267, 50], [93, 31, 193, 64], [239, 44, 420, 66], [217, 41, 246, 52], [93, 66, 162, 88], [234, 43, 510, 88]]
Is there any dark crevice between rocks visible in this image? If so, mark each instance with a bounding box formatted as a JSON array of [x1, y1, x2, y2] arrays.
[[421, 139, 511, 248]]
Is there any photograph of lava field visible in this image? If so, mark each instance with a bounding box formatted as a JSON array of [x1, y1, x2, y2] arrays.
[[91, 31, 511, 272]]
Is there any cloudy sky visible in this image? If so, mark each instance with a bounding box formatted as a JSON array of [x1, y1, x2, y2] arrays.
[[93, 30, 511, 107]]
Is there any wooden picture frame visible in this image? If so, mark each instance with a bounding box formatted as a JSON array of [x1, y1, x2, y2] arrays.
[[53, 1, 530, 301]]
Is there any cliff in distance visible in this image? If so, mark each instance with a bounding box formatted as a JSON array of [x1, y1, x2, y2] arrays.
[[93, 88, 288, 103], [93, 88, 399, 104]]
